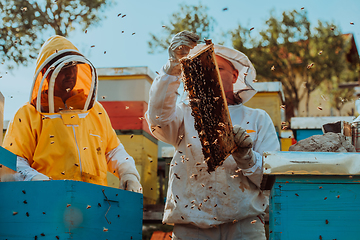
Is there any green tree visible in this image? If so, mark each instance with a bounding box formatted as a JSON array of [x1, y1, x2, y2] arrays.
[[230, 10, 359, 119], [315, 23, 360, 115], [0, 0, 112, 68], [147, 3, 216, 53]]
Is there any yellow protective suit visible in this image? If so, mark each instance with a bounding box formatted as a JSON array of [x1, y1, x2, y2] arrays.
[[3, 36, 140, 187]]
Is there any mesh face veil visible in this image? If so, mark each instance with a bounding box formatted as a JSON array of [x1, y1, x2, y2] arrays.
[[187, 44, 257, 104], [30, 36, 97, 113]]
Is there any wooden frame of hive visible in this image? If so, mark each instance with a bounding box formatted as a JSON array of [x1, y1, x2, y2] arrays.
[[180, 41, 237, 172]]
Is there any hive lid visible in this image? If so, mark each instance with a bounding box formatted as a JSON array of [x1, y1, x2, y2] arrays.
[[263, 151, 360, 175]]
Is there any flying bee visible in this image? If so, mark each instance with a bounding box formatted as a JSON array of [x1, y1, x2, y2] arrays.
[[190, 174, 197, 179]]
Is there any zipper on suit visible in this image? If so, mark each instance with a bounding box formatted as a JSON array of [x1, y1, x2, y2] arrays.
[[72, 125, 82, 175]]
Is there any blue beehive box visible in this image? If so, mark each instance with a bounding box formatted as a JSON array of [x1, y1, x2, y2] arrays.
[[290, 116, 355, 141], [263, 151, 360, 240], [0, 180, 143, 239], [0, 146, 17, 171]]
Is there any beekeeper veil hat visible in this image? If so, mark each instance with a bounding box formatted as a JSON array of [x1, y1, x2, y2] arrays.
[[188, 44, 257, 104]]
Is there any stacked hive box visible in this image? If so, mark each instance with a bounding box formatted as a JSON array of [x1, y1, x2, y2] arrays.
[[263, 151, 360, 240], [291, 116, 355, 141], [244, 82, 285, 134], [97, 67, 158, 205], [244, 82, 297, 151], [0, 180, 143, 239]]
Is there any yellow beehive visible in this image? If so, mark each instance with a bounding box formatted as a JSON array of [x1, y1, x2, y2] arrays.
[[244, 82, 284, 133], [107, 133, 158, 205]]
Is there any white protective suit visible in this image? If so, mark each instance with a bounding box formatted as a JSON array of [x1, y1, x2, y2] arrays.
[[146, 44, 280, 228]]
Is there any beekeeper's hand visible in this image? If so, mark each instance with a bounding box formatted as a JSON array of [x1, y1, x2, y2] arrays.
[[120, 174, 142, 193], [232, 125, 256, 169], [31, 174, 50, 181], [163, 31, 199, 76]]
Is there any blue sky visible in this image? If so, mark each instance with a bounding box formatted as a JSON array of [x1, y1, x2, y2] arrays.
[[1, 0, 359, 121]]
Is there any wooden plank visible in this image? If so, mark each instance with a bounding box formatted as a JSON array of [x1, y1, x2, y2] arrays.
[[180, 43, 236, 172], [269, 175, 360, 240], [0, 180, 143, 239]]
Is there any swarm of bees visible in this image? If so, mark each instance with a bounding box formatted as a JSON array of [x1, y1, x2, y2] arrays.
[[180, 43, 236, 172]]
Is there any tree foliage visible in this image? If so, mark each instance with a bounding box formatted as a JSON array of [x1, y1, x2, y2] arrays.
[[0, 0, 111, 68], [147, 3, 216, 53], [230, 10, 359, 119]]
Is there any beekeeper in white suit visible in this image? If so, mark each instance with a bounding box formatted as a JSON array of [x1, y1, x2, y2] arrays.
[[146, 31, 280, 239]]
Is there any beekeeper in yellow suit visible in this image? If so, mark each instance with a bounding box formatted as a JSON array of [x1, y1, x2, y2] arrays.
[[2, 36, 142, 192]]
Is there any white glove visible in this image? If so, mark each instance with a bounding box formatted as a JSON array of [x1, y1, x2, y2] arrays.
[[232, 125, 256, 169], [31, 174, 50, 181], [120, 174, 142, 193], [163, 31, 199, 76]]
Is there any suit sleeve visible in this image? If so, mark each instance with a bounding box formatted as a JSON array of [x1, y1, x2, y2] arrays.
[[145, 67, 185, 147], [3, 104, 40, 165]]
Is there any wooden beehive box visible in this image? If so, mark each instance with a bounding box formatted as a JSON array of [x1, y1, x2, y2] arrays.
[[180, 42, 236, 172], [0, 180, 143, 239], [0, 146, 17, 181], [263, 151, 360, 240], [269, 175, 360, 240]]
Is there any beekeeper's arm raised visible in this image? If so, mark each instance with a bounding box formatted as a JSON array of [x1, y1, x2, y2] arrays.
[[146, 31, 199, 146]]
